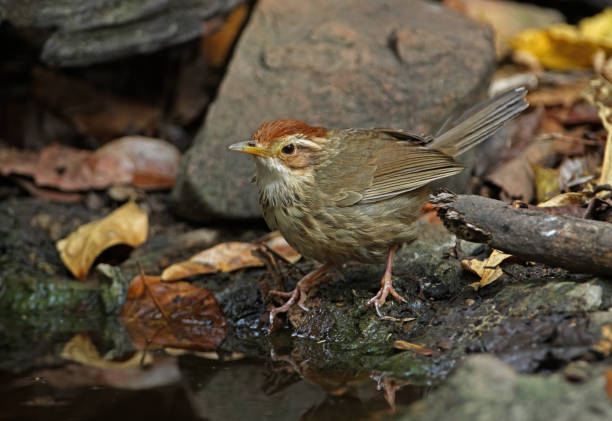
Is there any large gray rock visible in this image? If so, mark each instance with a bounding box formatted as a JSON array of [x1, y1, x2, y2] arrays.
[[173, 0, 496, 221], [0, 0, 242, 66]]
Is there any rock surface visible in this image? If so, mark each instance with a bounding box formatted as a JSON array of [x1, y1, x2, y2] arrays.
[[172, 0, 496, 221], [401, 354, 612, 421], [0, 0, 242, 66]]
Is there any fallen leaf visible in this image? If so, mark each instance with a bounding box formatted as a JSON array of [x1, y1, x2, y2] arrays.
[[93, 136, 181, 189], [120, 274, 226, 351], [61, 333, 153, 369], [260, 231, 302, 263], [0, 137, 180, 193], [592, 324, 612, 356], [393, 340, 437, 356], [56, 202, 148, 280], [486, 139, 558, 202], [532, 164, 560, 203], [510, 8, 612, 70], [606, 369, 612, 400], [538, 192, 588, 207], [527, 80, 589, 107], [161, 231, 300, 281], [201, 4, 250, 67], [462, 249, 513, 290], [33, 67, 161, 141], [583, 77, 612, 185]]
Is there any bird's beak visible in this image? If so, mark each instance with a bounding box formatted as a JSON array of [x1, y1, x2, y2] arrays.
[[228, 140, 269, 157]]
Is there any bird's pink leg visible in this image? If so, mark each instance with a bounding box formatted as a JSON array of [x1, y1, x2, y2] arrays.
[[268, 263, 334, 325], [366, 245, 407, 316]]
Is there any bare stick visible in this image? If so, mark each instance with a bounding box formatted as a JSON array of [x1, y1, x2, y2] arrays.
[[431, 192, 612, 277]]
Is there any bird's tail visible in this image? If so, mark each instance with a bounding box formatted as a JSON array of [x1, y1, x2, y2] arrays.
[[428, 87, 528, 157]]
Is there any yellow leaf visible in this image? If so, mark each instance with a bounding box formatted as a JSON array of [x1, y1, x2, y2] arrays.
[[61, 333, 152, 369], [462, 249, 513, 290], [579, 8, 612, 49], [510, 8, 612, 70], [56, 202, 148, 280], [532, 164, 560, 203]]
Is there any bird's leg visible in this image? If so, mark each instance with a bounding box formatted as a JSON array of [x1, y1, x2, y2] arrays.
[[366, 245, 407, 316], [268, 263, 335, 325]]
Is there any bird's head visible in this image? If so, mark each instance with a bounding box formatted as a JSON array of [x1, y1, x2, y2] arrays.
[[229, 119, 329, 176]]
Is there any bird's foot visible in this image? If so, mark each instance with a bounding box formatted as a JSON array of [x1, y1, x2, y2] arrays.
[[268, 263, 334, 326], [366, 272, 407, 317]]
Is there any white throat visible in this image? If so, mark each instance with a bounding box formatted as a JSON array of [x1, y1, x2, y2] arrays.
[[255, 157, 304, 208]]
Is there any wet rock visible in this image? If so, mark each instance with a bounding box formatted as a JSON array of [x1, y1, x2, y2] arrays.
[[172, 0, 496, 221], [401, 354, 612, 421], [0, 0, 243, 66]]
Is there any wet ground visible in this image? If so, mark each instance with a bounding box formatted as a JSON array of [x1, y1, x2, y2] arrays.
[[1, 194, 612, 420]]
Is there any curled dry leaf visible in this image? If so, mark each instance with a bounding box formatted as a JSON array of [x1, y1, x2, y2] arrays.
[[120, 274, 226, 351], [462, 249, 513, 290], [93, 136, 181, 189], [393, 340, 437, 356], [56, 202, 148, 280], [161, 231, 300, 281], [61, 333, 153, 369]]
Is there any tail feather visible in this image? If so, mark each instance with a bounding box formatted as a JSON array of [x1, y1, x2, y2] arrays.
[[429, 87, 528, 157]]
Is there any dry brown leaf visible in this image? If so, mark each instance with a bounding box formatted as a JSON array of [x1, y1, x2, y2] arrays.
[[606, 369, 612, 401], [161, 231, 300, 281], [93, 136, 181, 189], [393, 340, 437, 356], [592, 324, 612, 356], [56, 202, 148, 280], [61, 333, 153, 369], [120, 274, 226, 351], [527, 80, 589, 107], [0, 137, 180, 193], [201, 4, 250, 67], [260, 231, 302, 263], [486, 138, 558, 202], [583, 77, 612, 185], [462, 249, 513, 290]]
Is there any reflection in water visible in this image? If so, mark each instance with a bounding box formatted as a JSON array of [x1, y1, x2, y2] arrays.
[[1, 353, 427, 421]]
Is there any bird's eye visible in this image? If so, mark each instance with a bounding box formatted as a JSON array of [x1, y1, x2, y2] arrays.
[[281, 144, 295, 155]]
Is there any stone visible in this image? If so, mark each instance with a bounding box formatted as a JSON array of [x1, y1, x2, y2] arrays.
[[172, 0, 496, 221], [401, 354, 612, 421], [0, 0, 243, 66]]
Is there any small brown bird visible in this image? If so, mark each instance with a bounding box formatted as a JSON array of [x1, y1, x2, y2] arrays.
[[230, 88, 528, 324]]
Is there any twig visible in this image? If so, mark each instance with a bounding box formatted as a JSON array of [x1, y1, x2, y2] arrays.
[[432, 192, 612, 277]]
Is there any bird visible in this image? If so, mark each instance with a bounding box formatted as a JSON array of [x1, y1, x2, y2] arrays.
[[229, 87, 528, 325]]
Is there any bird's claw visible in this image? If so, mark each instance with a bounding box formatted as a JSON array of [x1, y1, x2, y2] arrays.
[[366, 277, 407, 317], [268, 286, 310, 325]]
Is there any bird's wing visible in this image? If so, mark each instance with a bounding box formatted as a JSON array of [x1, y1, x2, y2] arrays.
[[314, 130, 464, 207]]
